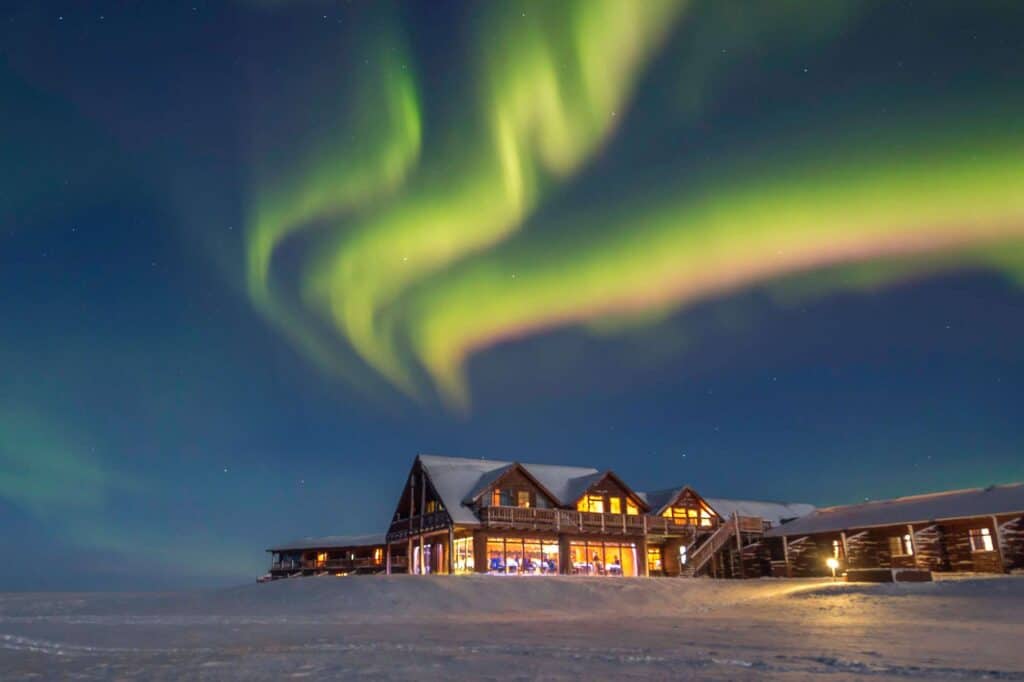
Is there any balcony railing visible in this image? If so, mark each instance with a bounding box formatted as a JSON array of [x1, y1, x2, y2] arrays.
[[384, 505, 763, 542], [271, 556, 402, 572], [478, 506, 703, 536], [387, 510, 450, 542]]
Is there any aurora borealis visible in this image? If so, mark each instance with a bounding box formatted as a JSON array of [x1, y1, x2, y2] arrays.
[[2, 1, 1023, 589], [246, 0, 1024, 408]]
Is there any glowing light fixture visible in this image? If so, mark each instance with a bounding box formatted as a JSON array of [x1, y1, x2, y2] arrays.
[[826, 557, 840, 580]]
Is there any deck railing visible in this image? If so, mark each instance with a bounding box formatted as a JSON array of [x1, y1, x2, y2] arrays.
[[478, 506, 702, 536], [271, 556, 403, 572]]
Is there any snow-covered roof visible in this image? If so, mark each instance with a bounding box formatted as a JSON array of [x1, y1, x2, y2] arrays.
[[638, 487, 814, 524], [765, 483, 1024, 537], [267, 533, 384, 552], [419, 454, 600, 525], [706, 498, 815, 527], [638, 487, 687, 515]]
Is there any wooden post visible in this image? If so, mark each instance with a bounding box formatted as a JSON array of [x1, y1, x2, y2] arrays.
[[558, 534, 572, 575], [840, 531, 849, 567], [406, 538, 413, 575], [782, 535, 791, 577], [638, 536, 649, 577], [385, 543, 392, 576], [419, 470, 427, 575], [991, 515, 1006, 573], [447, 526, 455, 575], [907, 524, 920, 568]]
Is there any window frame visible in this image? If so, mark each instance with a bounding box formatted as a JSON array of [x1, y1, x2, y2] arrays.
[[969, 527, 995, 552]]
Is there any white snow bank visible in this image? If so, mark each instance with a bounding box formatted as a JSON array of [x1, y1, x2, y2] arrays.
[[4, 574, 1022, 624]]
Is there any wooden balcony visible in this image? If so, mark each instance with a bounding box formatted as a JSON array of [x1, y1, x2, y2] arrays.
[[478, 506, 699, 537], [385, 506, 763, 541], [387, 510, 450, 542]]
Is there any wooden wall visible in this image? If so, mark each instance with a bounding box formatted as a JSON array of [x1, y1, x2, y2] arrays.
[[484, 468, 556, 508], [780, 514, 1022, 577], [577, 473, 642, 512], [1000, 514, 1024, 570]]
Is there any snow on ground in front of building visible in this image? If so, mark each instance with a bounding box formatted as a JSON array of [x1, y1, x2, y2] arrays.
[[1, 574, 1022, 680]]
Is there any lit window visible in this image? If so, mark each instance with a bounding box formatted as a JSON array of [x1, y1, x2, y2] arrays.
[[646, 546, 662, 572], [832, 540, 841, 558], [517, 490, 531, 508], [586, 495, 604, 513], [374, 548, 383, 565], [316, 551, 327, 567], [609, 497, 622, 514], [626, 500, 639, 515], [492, 489, 516, 506], [888, 534, 913, 557], [970, 528, 994, 552], [664, 507, 693, 525]]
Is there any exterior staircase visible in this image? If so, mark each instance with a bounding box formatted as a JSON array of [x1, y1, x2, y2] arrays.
[[681, 514, 740, 577]]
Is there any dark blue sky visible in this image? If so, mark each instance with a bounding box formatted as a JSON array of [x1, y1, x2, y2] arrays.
[[2, 1, 1022, 589]]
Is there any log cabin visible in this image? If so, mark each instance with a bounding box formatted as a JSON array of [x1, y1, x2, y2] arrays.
[[764, 483, 1024, 578]]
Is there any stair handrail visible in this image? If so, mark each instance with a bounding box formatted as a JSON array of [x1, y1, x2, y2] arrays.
[[685, 514, 739, 576]]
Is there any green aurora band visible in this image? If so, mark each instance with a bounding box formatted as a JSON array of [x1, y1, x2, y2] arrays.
[[247, 0, 1024, 409]]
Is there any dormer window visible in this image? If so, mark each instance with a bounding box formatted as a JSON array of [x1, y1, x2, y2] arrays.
[[490, 488, 532, 507]]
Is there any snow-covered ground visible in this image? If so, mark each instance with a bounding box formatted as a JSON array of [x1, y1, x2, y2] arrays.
[[2, 574, 1022, 680]]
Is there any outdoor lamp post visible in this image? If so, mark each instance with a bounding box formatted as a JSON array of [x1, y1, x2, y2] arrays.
[[826, 557, 839, 581]]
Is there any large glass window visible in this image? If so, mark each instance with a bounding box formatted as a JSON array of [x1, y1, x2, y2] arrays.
[[609, 497, 622, 514], [485, 538, 558, 575], [569, 541, 638, 576], [626, 500, 639, 515], [662, 502, 715, 527], [453, 537, 475, 573], [578, 495, 605, 513]]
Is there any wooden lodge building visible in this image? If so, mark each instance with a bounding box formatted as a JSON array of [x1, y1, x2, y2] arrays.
[[764, 483, 1024, 578], [265, 455, 1023, 581]]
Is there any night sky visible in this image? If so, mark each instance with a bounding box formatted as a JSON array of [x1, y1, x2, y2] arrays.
[[2, 0, 1022, 590]]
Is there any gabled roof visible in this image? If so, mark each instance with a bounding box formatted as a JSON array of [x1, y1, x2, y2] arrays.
[[639, 485, 716, 516], [463, 461, 561, 508], [267, 533, 384, 552], [565, 472, 607, 505], [638, 487, 688, 515], [765, 483, 1024, 537], [464, 463, 517, 503], [567, 470, 650, 511], [638, 487, 813, 524], [418, 454, 599, 525]]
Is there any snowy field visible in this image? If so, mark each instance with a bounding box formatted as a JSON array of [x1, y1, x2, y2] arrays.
[[2, 575, 1022, 680]]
